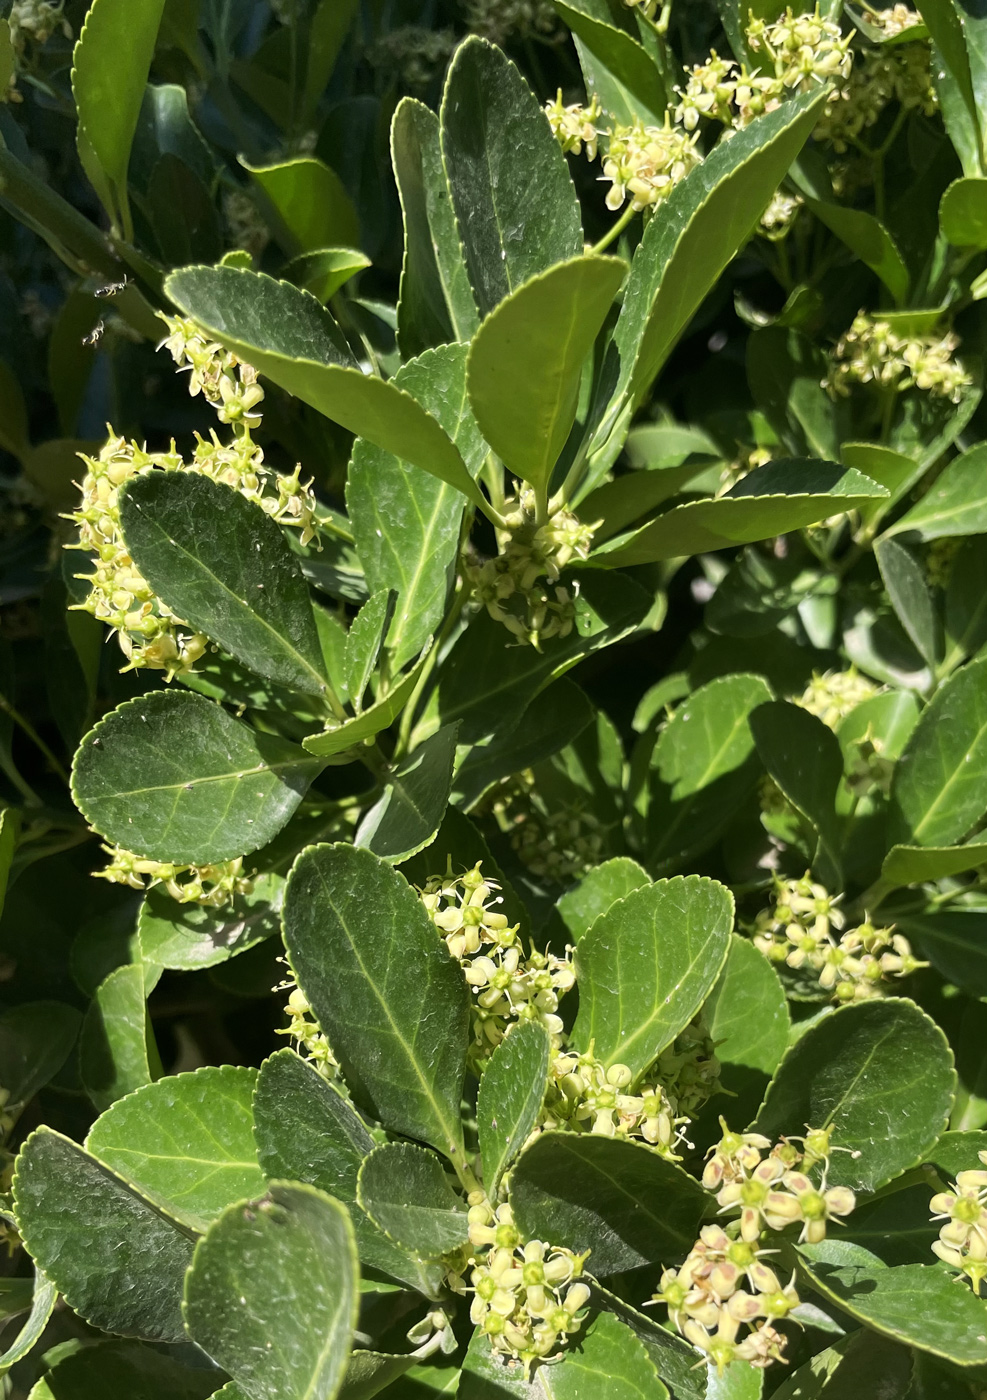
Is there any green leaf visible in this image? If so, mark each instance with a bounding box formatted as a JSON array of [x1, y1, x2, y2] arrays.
[[941, 175, 987, 246], [283, 844, 469, 1164], [882, 842, 987, 886], [466, 255, 626, 493], [594, 461, 888, 566], [301, 0, 359, 129], [510, 1134, 707, 1276], [460, 1311, 666, 1398], [71, 0, 167, 237], [72, 690, 323, 864], [120, 471, 329, 700], [13, 1127, 196, 1342], [347, 343, 487, 670], [137, 872, 283, 970], [596, 89, 828, 456], [572, 874, 733, 1078], [253, 1050, 442, 1296], [165, 267, 486, 509], [339, 1351, 424, 1400], [556, 857, 651, 943], [23, 1340, 222, 1400], [85, 1066, 265, 1233], [357, 1143, 468, 1256], [944, 537, 987, 668], [644, 673, 772, 870], [477, 1021, 552, 1195], [589, 1283, 704, 1400], [706, 934, 790, 1077], [79, 964, 156, 1113], [883, 442, 987, 542], [356, 724, 459, 864], [0, 1000, 80, 1108], [392, 98, 480, 357], [889, 655, 987, 848], [802, 198, 909, 304], [440, 37, 582, 318], [554, 0, 667, 125], [302, 643, 433, 759], [184, 1182, 358, 1400], [244, 156, 360, 254], [707, 1364, 762, 1400], [746, 325, 839, 461], [769, 1329, 915, 1400], [755, 998, 956, 1191], [797, 1239, 987, 1366], [841, 440, 923, 522], [343, 590, 394, 711], [580, 436, 720, 540], [891, 907, 987, 995], [875, 536, 941, 669], [750, 700, 844, 882], [916, 3, 982, 176], [283, 247, 371, 302]]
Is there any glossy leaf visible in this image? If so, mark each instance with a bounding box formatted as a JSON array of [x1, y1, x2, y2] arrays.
[[882, 841, 987, 886], [705, 934, 790, 1077], [283, 844, 469, 1163], [358, 1143, 468, 1256], [803, 198, 909, 303], [889, 655, 987, 847], [466, 255, 626, 492], [13, 1128, 195, 1342], [798, 1239, 987, 1366], [71, 0, 167, 236], [573, 875, 733, 1078], [356, 723, 459, 863], [343, 590, 393, 711], [893, 907, 987, 995], [555, 0, 667, 125], [244, 155, 360, 254], [0, 1264, 55, 1374], [347, 343, 487, 670], [589, 1283, 703, 1400], [876, 536, 941, 669], [755, 998, 955, 1191], [459, 1311, 666, 1398], [79, 964, 156, 1113], [594, 461, 888, 566], [86, 1066, 265, 1233], [0, 1000, 80, 1108], [644, 674, 772, 870], [945, 536, 987, 668], [120, 470, 329, 699], [184, 1182, 358, 1400], [165, 267, 486, 508], [884, 442, 987, 541], [941, 175, 987, 246], [392, 98, 480, 357], [510, 1133, 707, 1275], [23, 1341, 221, 1400], [137, 872, 283, 970], [770, 1329, 915, 1400], [750, 700, 844, 881], [477, 1021, 552, 1195], [440, 37, 582, 318], [283, 247, 371, 302], [556, 857, 650, 944]]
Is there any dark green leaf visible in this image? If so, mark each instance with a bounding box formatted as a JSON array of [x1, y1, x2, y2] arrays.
[[0, 1000, 80, 1108], [746, 325, 839, 461], [478, 1021, 552, 1195], [23, 1340, 221, 1400], [392, 98, 479, 357], [706, 935, 789, 1077], [440, 37, 582, 318], [889, 655, 987, 847], [358, 1143, 468, 1256], [13, 1128, 196, 1342], [892, 908, 987, 995], [79, 964, 157, 1112], [356, 723, 459, 864], [885, 443, 987, 542], [755, 998, 956, 1191], [875, 537, 941, 669], [803, 198, 909, 304], [165, 267, 486, 508], [589, 1282, 704, 1400], [302, 644, 432, 759], [798, 1239, 987, 1366], [283, 844, 470, 1164], [556, 857, 650, 943], [555, 0, 667, 125], [86, 1066, 265, 1233], [466, 255, 626, 492], [343, 591, 393, 711], [941, 176, 987, 247], [750, 700, 844, 882], [347, 343, 487, 670], [594, 461, 888, 566], [510, 1134, 707, 1275], [120, 471, 329, 700], [184, 1182, 358, 1400], [944, 537, 987, 669], [460, 1311, 666, 1398], [769, 1329, 915, 1400], [573, 875, 733, 1078], [72, 690, 323, 864], [137, 873, 283, 971]]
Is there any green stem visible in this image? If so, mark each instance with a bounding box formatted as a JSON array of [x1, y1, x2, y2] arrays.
[[591, 203, 637, 255], [0, 694, 69, 785], [314, 512, 355, 546]]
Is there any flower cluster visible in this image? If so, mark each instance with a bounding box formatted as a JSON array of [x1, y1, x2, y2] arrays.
[[798, 667, 879, 728], [751, 874, 925, 1001], [652, 1122, 856, 1369], [159, 315, 265, 430], [931, 1151, 987, 1293], [816, 42, 936, 152], [463, 0, 560, 45], [94, 844, 254, 908], [482, 769, 608, 882], [823, 313, 972, 403], [4, 0, 70, 100], [759, 190, 802, 240], [465, 491, 595, 648], [222, 188, 270, 263], [277, 983, 339, 1080], [466, 1201, 590, 1373], [544, 90, 602, 162], [369, 26, 456, 92], [418, 862, 575, 1066], [864, 4, 923, 38], [601, 116, 702, 211], [542, 1050, 684, 1155]]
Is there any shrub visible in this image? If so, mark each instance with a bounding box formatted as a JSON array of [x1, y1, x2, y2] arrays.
[[0, 0, 985, 1396]]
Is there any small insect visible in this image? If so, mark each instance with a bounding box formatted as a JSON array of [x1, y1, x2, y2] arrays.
[[81, 319, 104, 347], [93, 277, 130, 299]]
